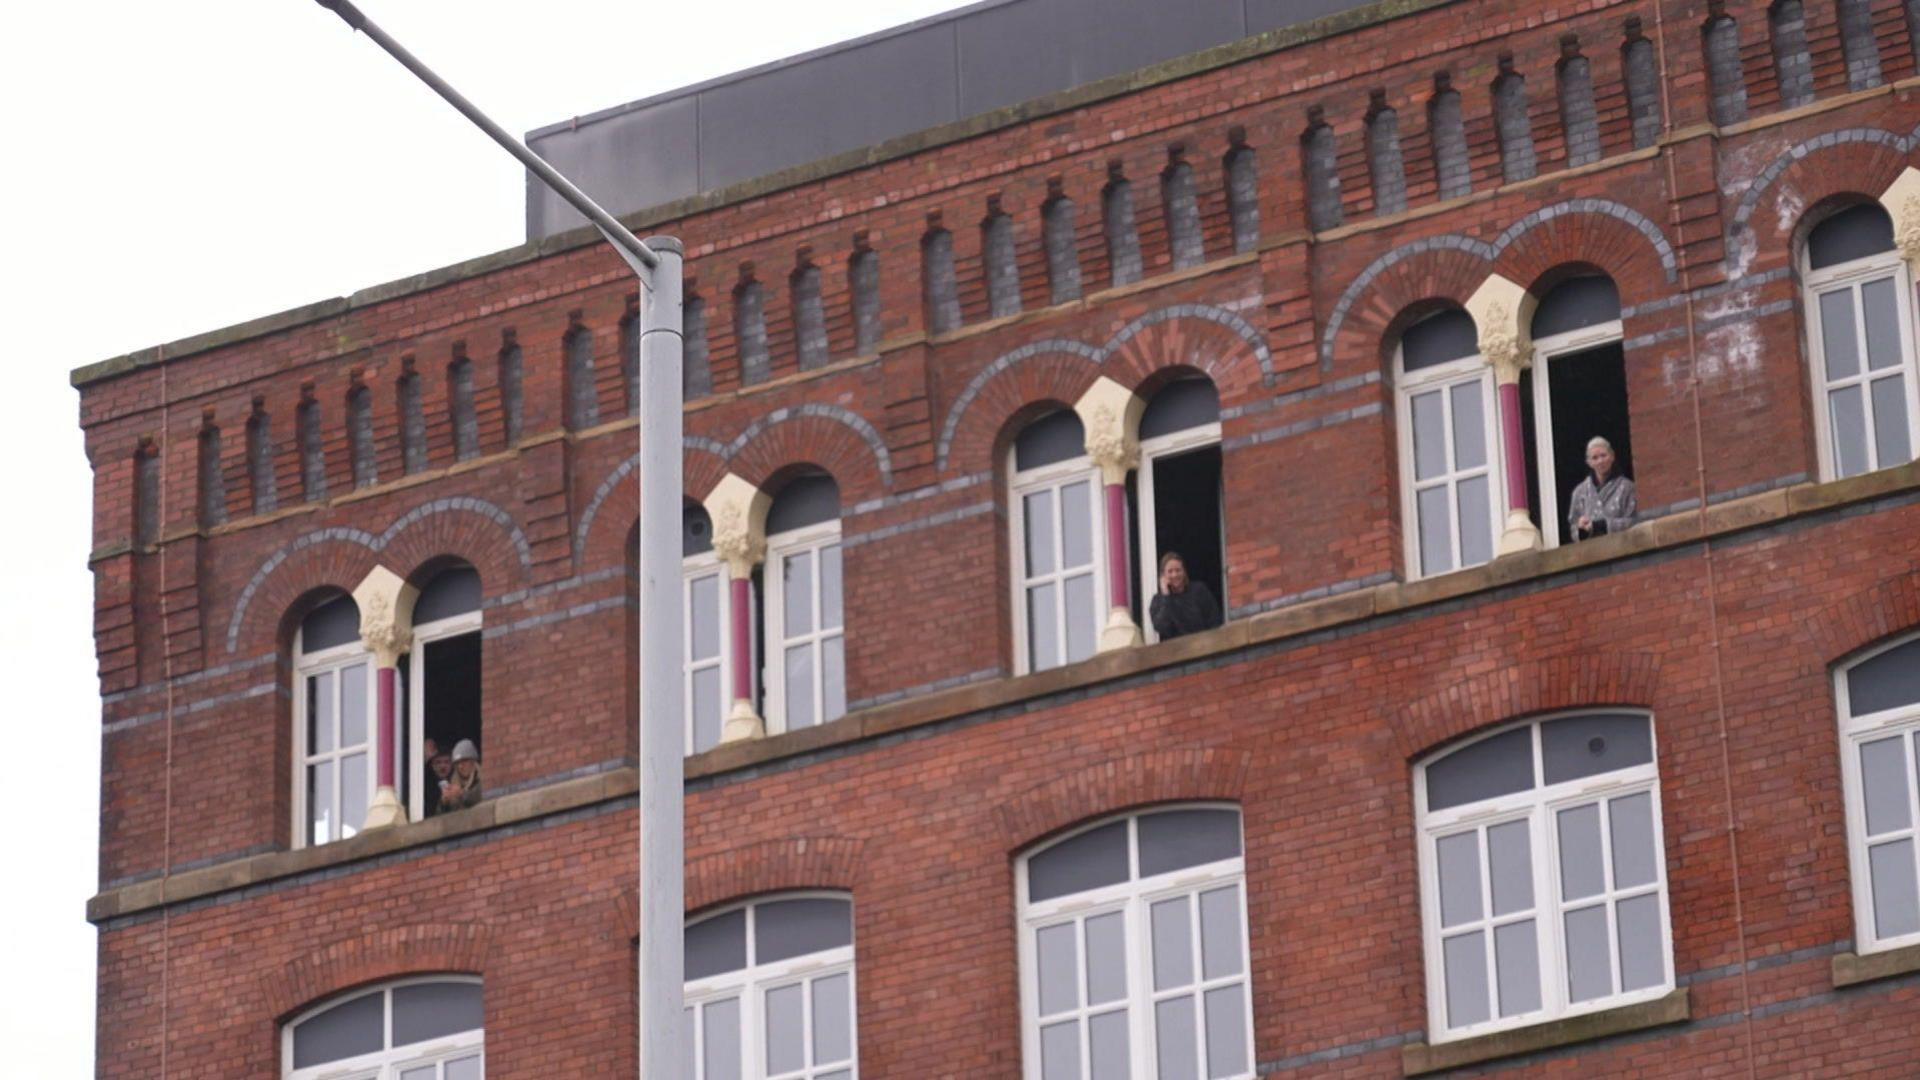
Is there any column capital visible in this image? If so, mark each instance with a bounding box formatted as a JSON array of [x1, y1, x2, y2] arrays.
[[1075, 375, 1145, 484], [704, 473, 771, 579], [1466, 273, 1536, 384], [1878, 167, 1920, 269], [353, 564, 417, 668]]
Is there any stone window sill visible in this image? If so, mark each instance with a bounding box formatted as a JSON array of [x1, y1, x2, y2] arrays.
[[1400, 988, 1689, 1076], [1832, 942, 1920, 988]]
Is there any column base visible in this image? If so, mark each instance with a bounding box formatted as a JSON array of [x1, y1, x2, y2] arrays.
[[1497, 511, 1542, 556], [1098, 607, 1143, 652], [363, 785, 407, 830], [720, 701, 766, 744]]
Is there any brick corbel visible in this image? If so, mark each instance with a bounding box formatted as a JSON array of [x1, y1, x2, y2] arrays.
[[994, 747, 1252, 851], [1386, 652, 1662, 761], [263, 922, 491, 1021], [1800, 566, 1920, 665]]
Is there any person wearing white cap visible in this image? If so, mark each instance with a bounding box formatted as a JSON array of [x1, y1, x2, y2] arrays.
[[440, 738, 483, 812]]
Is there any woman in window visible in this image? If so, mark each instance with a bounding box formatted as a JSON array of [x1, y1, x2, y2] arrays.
[[1148, 551, 1220, 641], [439, 739, 482, 812], [1566, 436, 1636, 541]]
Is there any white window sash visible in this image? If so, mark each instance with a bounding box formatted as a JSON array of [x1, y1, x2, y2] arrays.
[[407, 610, 483, 822], [1395, 353, 1503, 580], [292, 634, 378, 850], [763, 520, 845, 735], [684, 896, 859, 1080], [1134, 423, 1224, 645], [1803, 252, 1920, 481], [1836, 636, 1920, 953], [281, 977, 484, 1080], [682, 552, 739, 756], [1527, 320, 1626, 550], [1010, 455, 1108, 675]]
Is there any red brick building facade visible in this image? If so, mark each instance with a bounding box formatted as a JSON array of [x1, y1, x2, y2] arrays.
[[80, 0, 1920, 1075]]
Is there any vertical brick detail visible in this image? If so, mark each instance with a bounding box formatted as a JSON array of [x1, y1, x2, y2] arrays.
[[922, 224, 961, 334], [1623, 23, 1662, 150], [564, 321, 597, 430], [246, 402, 275, 516], [1302, 107, 1342, 231], [734, 275, 771, 384], [1043, 189, 1082, 304], [135, 440, 160, 547], [1837, 0, 1882, 91], [449, 352, 479, 462], [684, 294, 713, 397], [1493, 57, 1537, 183], [983, 203, 1022, 318], [1224, 143, 1260, 254], [347, 382, 376, 490], [992, 748, 1254, 850], [197, 418, 225, 529], [1366, 93, 1407, 216], [849, 247, 882, 355], [792, 260, 829, 370], [1428, 76, 1472, 200], [1102, 167, 1142, 286], [1557, 40, 1600, 168], [296, 389, 325, 502], [1769, 0, 1815, 109], [398, 360, 427, 475], [497, 331, 523, 448], [1162, 156, 1205, 269], [1704, 9, 1748, 126], [620, 311, 640, 418]]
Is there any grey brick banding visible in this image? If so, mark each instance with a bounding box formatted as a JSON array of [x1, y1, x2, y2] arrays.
[[104, 682, 280, 735], [101, 653, 276, 707], [933, 302, 1274, 471], [483, 595, 628, 639], [225, 497, 533, 653], [1729, 126, 1917, 238], [1220, 401, 1383, 453], [846, 472, 989, 519], [842, 501, 994, 549], [1227, 571, 1395, 621]]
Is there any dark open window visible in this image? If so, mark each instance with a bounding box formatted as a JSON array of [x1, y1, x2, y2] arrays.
[[1523, 274, 1632, 545], [407, 563, 482, 819], [1131, 378, 1225, 639]]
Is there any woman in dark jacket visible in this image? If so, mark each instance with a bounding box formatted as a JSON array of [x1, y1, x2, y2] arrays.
[[1148, 551, 1222, 642]]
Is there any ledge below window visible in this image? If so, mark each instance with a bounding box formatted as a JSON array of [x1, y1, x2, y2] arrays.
[[1832, 942, 1920, 988], [1400, 988, 1690, 1076]]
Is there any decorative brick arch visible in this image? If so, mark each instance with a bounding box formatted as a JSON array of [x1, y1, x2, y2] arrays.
[[1101, 305, 1271, 401], [939, 344, 1105, 474], [262, 922, 492, 1022], [1800, 567, 1920, 665], [725, 408, 890, 505], [1731, 126, 1919, 245], [574, 439, 730, 567], [1319, 236, 1499, 372], [612, 836, 867, 939], [1386, 652, 1662, 761], [993, 747, 1253, 851], [1496, 206, 1678, 311]]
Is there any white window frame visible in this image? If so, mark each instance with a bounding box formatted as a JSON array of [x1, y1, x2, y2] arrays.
[[1836, 631, 1920, 954], [1802, 247, 1920, 481], [1015, 804, 1256, 1080], [1009, 450, 1109, 675], [1395, 347, 1504, 581], [683, 551, 742, 756], [292, 629, 380, 850], [683, 892, 859, 1080], [1526, 318, 1626, 549], [406, 607, 484, 822], [1134, 421, 1224, 645], [763, 519, 846, 734], [1413, 711, 1675, 1044], [281, 975, 484, 1080]]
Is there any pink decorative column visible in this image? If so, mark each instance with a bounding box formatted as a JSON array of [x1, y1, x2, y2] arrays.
[[708, 474, 771, 743], [1106, 483, 1131, 613], [353, 565, 416, 830], [729, 577, 753, 707], [1499, 381, 1530, 518], [1476, 296, 1543, 556], [1077, 376, 1145, 652], [376, 666, 397, 793]]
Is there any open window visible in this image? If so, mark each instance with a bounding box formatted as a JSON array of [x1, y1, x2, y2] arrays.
[[283, 977, 483, 1079], [1010, 409, 1106, 673], [407, 563, 482, 819], [293, 591, 377, 848], [1522, 274, 1632, 547], [764, 473, 845, 733], [684, 894, 857, 1079], [1130, 377, 1225, 641], [1802, 203, 1919, 480], [1836, 631, 1920, 953], [683, 504, 740, 755], [1395, 308, 1501, 579]]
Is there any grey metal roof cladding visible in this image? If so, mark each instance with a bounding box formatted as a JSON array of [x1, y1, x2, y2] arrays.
[[524, 0, 1377, 240]]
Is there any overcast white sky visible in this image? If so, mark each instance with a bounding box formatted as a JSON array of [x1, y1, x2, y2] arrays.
[[0, 2, 969, 1072]]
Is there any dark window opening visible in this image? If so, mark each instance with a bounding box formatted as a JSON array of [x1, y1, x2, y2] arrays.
[[1521, 342, 1634, 544], [1147, 445, 1225, 623], [417, 631, 482, 818], [1808, 204, 1896, 270], [1014, 409, 1086, 472]]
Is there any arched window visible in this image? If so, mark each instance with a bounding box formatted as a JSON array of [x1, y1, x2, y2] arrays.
[[1017, 805, 1252, 1080], [283, 977, 483, 1079], [684, 894, 857, 1079], [683, 504, 739, 755], [1802, 204, 1918, 480], [1010, 409, 1106, 673], [408, 563, 483, 820], [293, 591, 376, 848], [1132, 378, 1225, 642], [1415, 712, 1672, 1043], [1837, 632, 1920, 952], [764, 474, 845, 733], [1525, 273, 1631, 548], [1395, 308, 1501, 579]]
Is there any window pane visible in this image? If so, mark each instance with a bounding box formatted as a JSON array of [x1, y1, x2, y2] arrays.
[[691, 667, 723, 754], [1025, 490, 1056, 576], [1203, 983, 1249, 1079], [785, 644, 815, 730], [340, 662, 368, 748], [1064, 573, 1098, 664], [1831, 385, 1870, 478], [1138, 809, 1242, 877], [685, 909, 747, 980], [1089, 1009, 1131, 1080], [1152, 896, 1195, 991], [765, 984, 803, 1075], [702, 997, 741, 1080], [392, 982, 484, 1046], [340, 752, 367, 837], [819, 1073, 850, 1080], [311, 671, 335, 754], [1557, 803, 1606, 902], [1029, 821, 1129, 902], [1871, 374, 1912, 467], [1870, 838, 1920, 939], [1442, 931, 1489, 1029], [1027, 582, 1059, 670], [1563, 904, 1613, 1002], [1848, 638, 1920, 716], [1493, 920, 1541, 1017], [1861, 277, 1903, 371], [401, 1067, 436, 1080], [813, 972, 851, 1065], [822, 636, 846, 724], [1037, 922, 1080, 1015], [1861, 736, 1913, 835], [1411, 390, 1448, 480], [1154, 996, 1199, 1080], [1417, 485, 1453, 577], [756, 898, 853, 964], [689, 574, 720, 660], [782, 551, 813, 637], [1820, 288, 1860, 381], [1436, 832, 1483, 928], [1061, 480, 1093, 569], [1487, 820, 1533, 917], [1608, 792, 1659, 890], [1040, 1020, 1080, 1080], [1199, 887, 1244, 980], [820, 544, 843, 629], [309, 760, 334, 846], [1616, 893, 1665, 991], [1426, 727, 1535, 812], [1456, 474, 1492, 569], [683, 1006, 696, 1080], [1449, 381, 1487, 469], [445, 1057, 481, 1080], [1085, 912, 1127, 1006], [1541, 713, 1652, 785], [291, 990, 384, 1068]]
